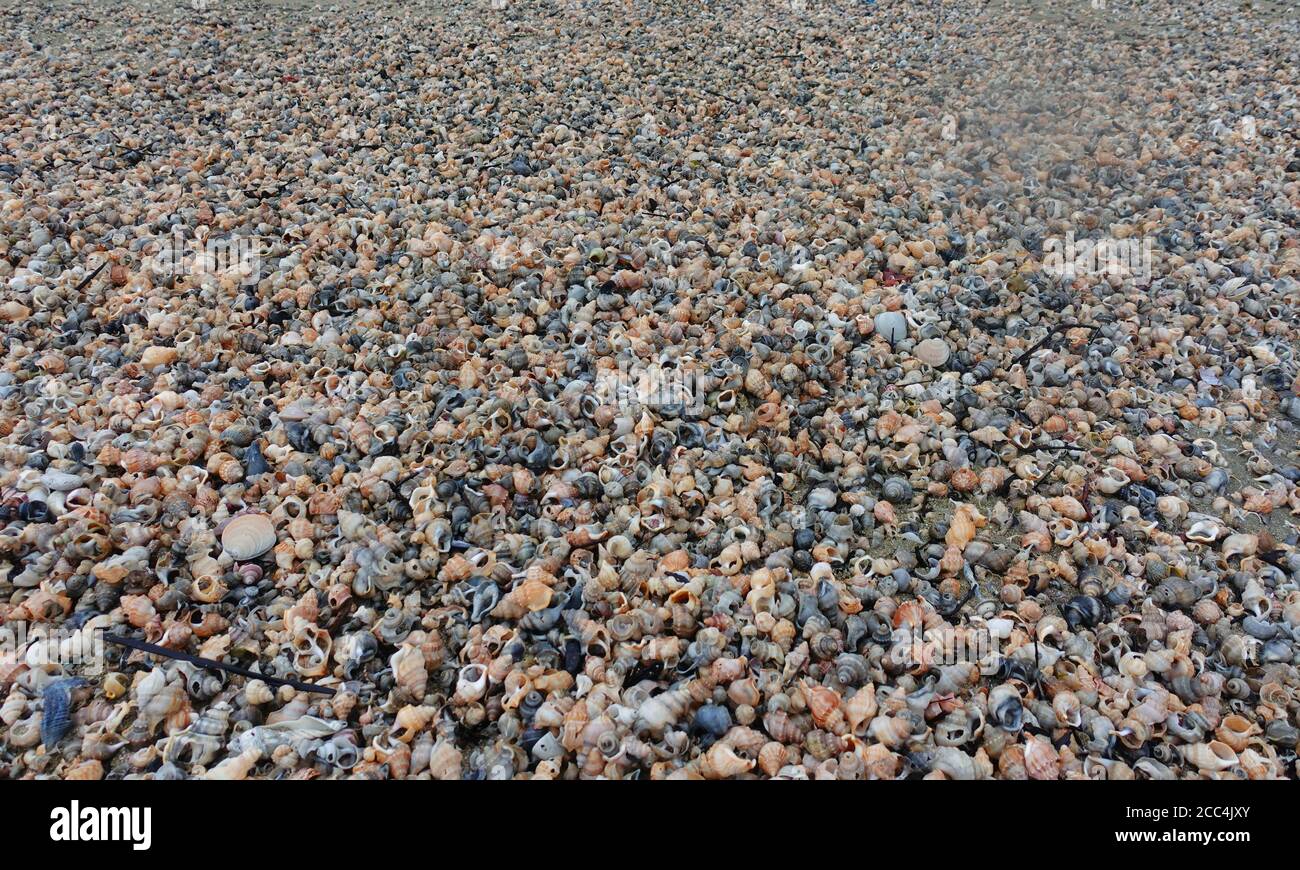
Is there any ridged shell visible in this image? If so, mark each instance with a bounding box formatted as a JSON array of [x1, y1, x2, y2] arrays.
[[40, 678, 85, 748], [220, 512, 277, 560]]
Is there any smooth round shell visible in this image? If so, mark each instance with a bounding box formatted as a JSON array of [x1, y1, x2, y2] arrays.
[[874, 311, 908, 345], [220, 513, 277, 561], [913, 338, 951, 367]]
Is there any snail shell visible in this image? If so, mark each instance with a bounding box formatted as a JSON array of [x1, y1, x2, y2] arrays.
[[881, 477, 914, 504], [390, 645, 428, 703], [1181, 740, 1238, 772], [698, 741, 755, 779], [137, 668, 190, 734], [1023, 735, 1060, 780]]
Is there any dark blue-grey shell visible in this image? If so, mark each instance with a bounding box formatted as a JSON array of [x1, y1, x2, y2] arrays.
[[41, 677, 87, 748]]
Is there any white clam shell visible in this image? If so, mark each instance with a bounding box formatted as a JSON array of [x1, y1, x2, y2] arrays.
[[874, 311, 908, 345], [913, 337, 951, 367], [220, 513, 277, 561]]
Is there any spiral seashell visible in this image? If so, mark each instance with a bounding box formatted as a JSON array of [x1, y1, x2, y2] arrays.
[[867, 712, 914, 749], [204, 747, 262, 781], [390, 645, 428, 703], [1181, 740, 1238, 772], [843, 684, 878, 734], [800, 681, 844, 731], [119, 594, 157, 629], [1221, 533, 1258, 560], [1023, 735, 1060, 780], [36, 678, 85, 749], [635, 686, 692, 736], [762, 708, 808, 744], [881, 477, 914, 504], [165, 702, 232, 766], [1095, 466, 1130, 494], [1215, 714, 1261, 753], [988, 684, 1023, 732], [930, 746, 982, 780], [698, 741, 755, 779], [831, 653, 870, 689], [244, 680, 275, 706], [757, 741, 788, 777], [136, 668, 189, 734], [1, 690, 28, 726]]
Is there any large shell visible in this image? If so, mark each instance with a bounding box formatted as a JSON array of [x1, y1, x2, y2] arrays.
[[220, 513, 277, 561]]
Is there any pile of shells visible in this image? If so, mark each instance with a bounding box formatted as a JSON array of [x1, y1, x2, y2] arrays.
[[2, 0, 1300, 779]]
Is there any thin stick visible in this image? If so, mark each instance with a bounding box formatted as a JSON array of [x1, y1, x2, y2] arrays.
[[71, 260, 108, 295], [1012, 322, 1098, 369], [103, 633, 336, 696]]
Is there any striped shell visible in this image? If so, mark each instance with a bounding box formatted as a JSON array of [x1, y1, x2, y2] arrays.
[[40, 678, 86, 748]]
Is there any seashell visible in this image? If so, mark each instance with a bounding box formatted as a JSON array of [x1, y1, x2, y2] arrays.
[[930, 746, 980, 780], [40, 678, 86, 748], [945, 504, 983, 550], [988, 685, 1023, 731], [800, 681, 843, 731], [136, 668, 189, 734], [64, 759, 105, 781], [165, 702, 232, 766], [1221, 533, 1257, 559], [220, 513, 277, 561], [1182, 741, 1239, 772], [635, 687, 692, 736], [244, 680, 275, 706], [698, 741, 755, 779], [914, 338, 951, 367], [1023, 735, 1059, 780], [1215, 715, 1260, 753], [453, 664, 489, 705], [390, 646, 428, 703], [204, 747, 262, 780], [843, 684, 878, 734], [1095, 467, 1130, 494], [1, 691, 28, 726], [757, 741, 788, 777], [874, 311, 907, 345], [512, 579, 553, 612], [881, 477, 913, 504]]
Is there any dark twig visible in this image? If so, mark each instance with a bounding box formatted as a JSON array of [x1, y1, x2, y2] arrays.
[[702, 88, 739, 105], [1012, 322, 1098, 369], [1026, 442, 1086, 452], [103, 633, 336, 696], [71, 260, 108, 295]]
